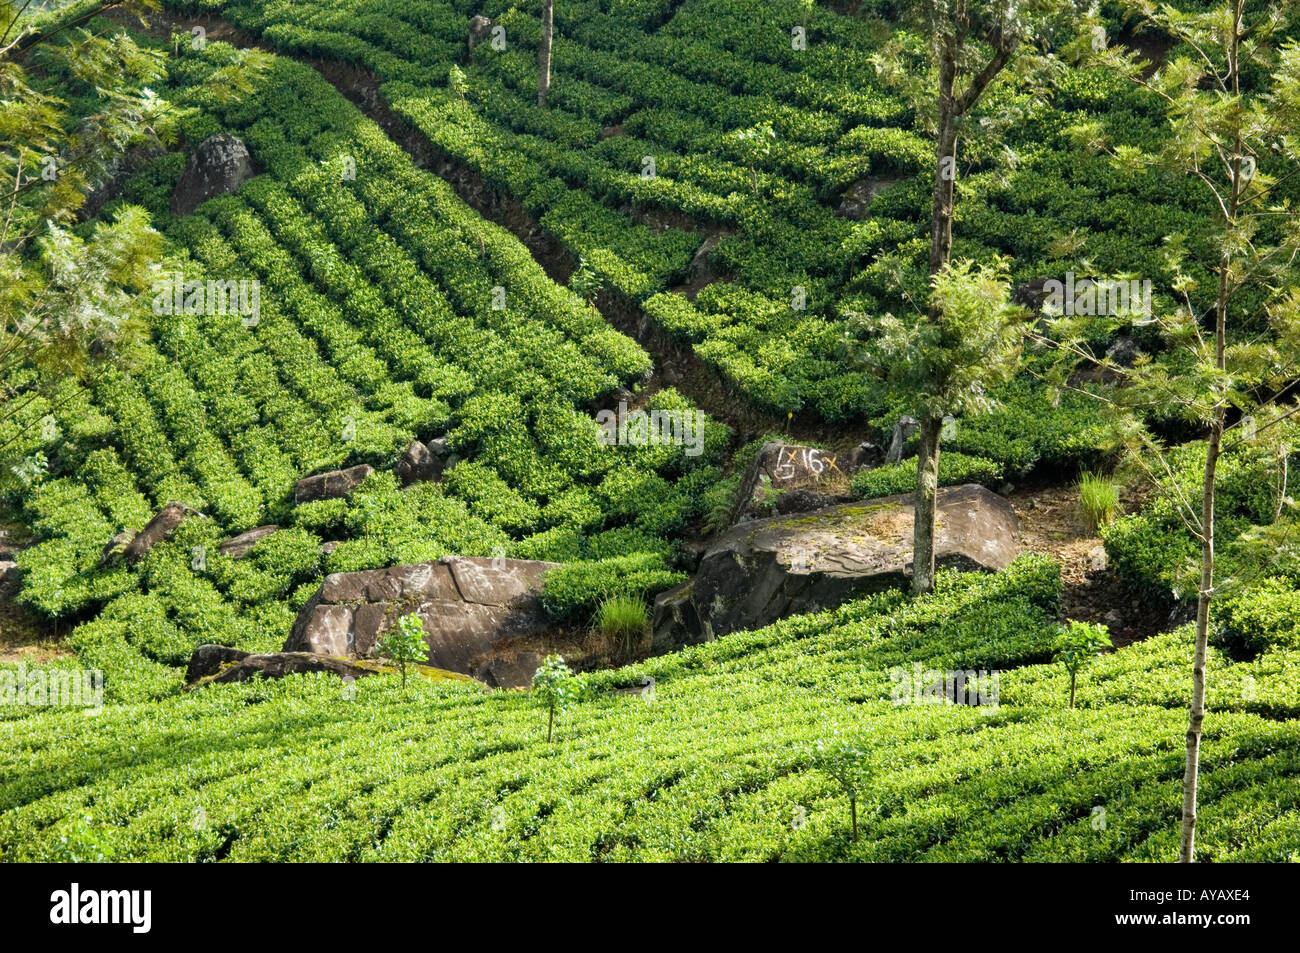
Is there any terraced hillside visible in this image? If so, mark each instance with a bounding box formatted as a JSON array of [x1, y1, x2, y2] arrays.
[[2, 0, 1299, 866], [162, 0, 1243, 426], [5, 37, 734, 698]]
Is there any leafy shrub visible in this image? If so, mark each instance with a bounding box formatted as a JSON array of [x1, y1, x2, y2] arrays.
[[1213, 580, 1300, 659], [1101, 509, 1188, 605], [377, 613, 430, 690], [809, 733, 873, 843], [531, 654, 584, 743], [1053, 621, 1112, 709], [541, 552, 686, 621], [851, 452, 1003, 499]]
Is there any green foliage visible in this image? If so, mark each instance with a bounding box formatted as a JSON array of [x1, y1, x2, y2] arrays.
[[1213, 580, 1300, 660], [0, 10, 268, 468], [531, 654, 584, 742], [541, 552, 685, 621], [726, 121, 776, 195], [862, 258, 1030, 423], [850, 451, 1003, 499], [448, 63, 468, 101], [9, 561, 1299, 862], [4, 38, 724, 689], [1054, 621, 1111, 709], [377, 613, 429, 689], [1078, 471, 1119, 533], [593, 593, 650, 660], [809, 733, 872, 842], [4, 0, 1300, 866], [1103, 440, 1299, 604]]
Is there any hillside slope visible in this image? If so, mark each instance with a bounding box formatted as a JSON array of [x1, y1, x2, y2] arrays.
[[3, 558, 1298, 861]]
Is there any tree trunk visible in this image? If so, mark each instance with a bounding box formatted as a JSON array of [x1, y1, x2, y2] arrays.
[[1182, 276, 1229, 863], [1182, 10, 1241, 862], [912, 415, 942, 594], [1180, 426, 1218, 863], [538, 0, 554, 107], [928, 50, 958, 290], [850, 797, 858, 843]]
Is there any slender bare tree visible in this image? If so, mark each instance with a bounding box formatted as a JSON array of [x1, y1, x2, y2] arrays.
[[538, 0, 554, 106]]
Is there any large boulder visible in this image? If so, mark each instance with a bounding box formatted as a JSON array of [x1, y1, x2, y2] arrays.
[[731, 441, 854, 523], [285, 555, 562, 687], [671, 484, 1023, 642], [171, 133, 256, 217], [294, 464, 374, 503], [123, 502, 203, 565]]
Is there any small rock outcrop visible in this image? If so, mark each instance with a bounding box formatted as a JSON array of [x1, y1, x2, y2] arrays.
[[663, 484, 1023, 643], [0, 531, 28, 601], [395, 440, 446, 486], [294, 464, 374, 503], [1012, 277, 1056, 314], [884, 416, 920, 465], [478, 652, 544, 690], [468, 15, 493, 52], [650, 581, 704, 654], [82, 142, 166, 221], [285, 556, 562, 687], [0, 560, 19, 600], [218, 524, 279, 559], [171, 133, 256, 216], [849, 441, 884, 471], [835, 176, 899, 220], [122, 502, 203, 565], [1106, 335, 1141, 366], [186, 644, 252, 682], [185, 644, 477, 686], [731, 441, 854, 524], [99, 530, 136, 568]]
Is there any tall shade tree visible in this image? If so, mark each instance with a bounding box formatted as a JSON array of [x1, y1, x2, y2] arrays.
[[867, 258, 1032, 593], [864, 0, 1084, 592], [538, 0, 553, 106], [1046, 0, 1300, 862]]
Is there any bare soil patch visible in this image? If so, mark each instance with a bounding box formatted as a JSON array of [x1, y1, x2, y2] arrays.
[[1009, 481, 1172, 647]]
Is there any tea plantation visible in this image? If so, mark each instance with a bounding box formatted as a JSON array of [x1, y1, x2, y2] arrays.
[[2, 0, 1299, 864], [4, 559, 1299, 861]]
